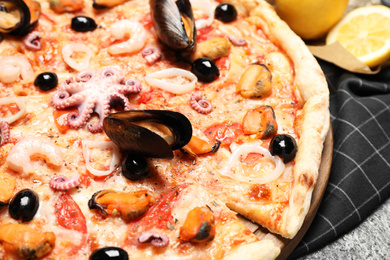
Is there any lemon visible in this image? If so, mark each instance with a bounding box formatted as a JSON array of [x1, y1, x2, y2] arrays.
[[326, 5, 390, 68], [275, 0, 349, 40]]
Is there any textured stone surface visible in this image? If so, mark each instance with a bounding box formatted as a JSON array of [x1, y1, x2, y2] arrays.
[[299, 199, 390, 260]]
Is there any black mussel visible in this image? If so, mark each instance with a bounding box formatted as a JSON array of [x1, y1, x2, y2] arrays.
[[90, 247, 129, 260], [0, 0, 40, 36], [93, 0, 130, 9], [103, 110, 192, 159], [150, 0, 196, 53], [9, 189, 39, 222], [88, 190, 153, 221]]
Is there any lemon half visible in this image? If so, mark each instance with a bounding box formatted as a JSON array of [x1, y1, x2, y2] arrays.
[[275, 0, 349, 40], [326, 5, 390, 68]]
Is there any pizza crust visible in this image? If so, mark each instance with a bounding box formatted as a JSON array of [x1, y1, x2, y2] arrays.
[[226, 0, 330, 238], [223, 240, 281, 260]]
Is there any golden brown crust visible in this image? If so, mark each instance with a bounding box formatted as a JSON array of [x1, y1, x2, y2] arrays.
[[223, 240, 281, 260], [226, 0, 330, 239]]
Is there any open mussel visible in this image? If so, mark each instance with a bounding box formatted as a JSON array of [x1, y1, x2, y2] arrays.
[[150, 0, 196, 54], [103, 110, 192, 159], [0, 0, 40, 36]]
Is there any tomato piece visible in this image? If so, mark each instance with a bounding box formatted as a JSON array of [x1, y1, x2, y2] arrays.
[[140, 13, 153, 30], [53, 108, 78, 133], [125, 184, 189, 246], [215, 56, 230, 71], [204, 122, 243, 147], [55, 193, 87, 233], [197, 26, 214, 42], [0, 103, 20, 118]]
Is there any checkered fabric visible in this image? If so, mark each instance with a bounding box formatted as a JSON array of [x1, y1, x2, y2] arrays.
[[290, 60, 390, 258]]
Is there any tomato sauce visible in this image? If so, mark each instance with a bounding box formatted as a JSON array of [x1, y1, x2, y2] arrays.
[[125, 184, 189, 246]]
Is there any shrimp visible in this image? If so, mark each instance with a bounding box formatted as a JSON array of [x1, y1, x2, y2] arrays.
[[0, 56, 34, 83], [6, 137, 63, 174], [108, 20, 147, 55]]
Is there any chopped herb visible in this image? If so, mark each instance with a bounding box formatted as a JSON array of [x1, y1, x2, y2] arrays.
[[167, 221, 175, 230], [213, 201, 218, 207]]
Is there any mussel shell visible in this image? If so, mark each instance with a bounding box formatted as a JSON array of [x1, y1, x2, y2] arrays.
[[0, 0, 40, 36], [103, 110, 192, 158], [150, 0, 196, 53]]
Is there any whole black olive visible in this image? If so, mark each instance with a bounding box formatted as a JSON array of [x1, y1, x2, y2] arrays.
[[269, 134, 297, 163], [34, 72, 58, 91], [191, 58, 220, 83], [122, 155, 150, 181], [215, 3, 237, 23], [71, 16, 97, 32], [9, 189, 39, 222], [90, 247, 129, 260]]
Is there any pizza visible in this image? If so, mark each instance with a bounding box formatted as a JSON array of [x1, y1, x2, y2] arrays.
[[0, 0, 330, 259]]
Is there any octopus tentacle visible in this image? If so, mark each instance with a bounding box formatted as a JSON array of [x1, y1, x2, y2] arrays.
[[0, 121, 10, 147], [51, 90, 87, 109], [190, 91, 213, 114], [51, 67, 142, 133], [100, 67, 124, 84], [228, 35, 247, 46], [49, 174, 81, 191], [142, 46, 161, 65], [75, 70, 97, 83], [23, 31, 42, 51], [87, 93, 130, 133], [138, 232, 169, 248], [67, 100, 96, 129]]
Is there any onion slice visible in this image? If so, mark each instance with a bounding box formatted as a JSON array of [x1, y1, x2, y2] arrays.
[[82, 140, 120, 176], [220, 142, 285, 184], [0, 97, 27, 124], [62, 43, 94, 71], [145, 68, 197, 94], [190, 0, 215, 29]]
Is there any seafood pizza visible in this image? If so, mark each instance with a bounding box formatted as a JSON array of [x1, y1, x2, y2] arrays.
[[0, 0, 329, 259]]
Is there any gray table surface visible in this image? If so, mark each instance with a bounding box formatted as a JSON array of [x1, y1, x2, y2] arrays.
[[298, 199, 390, 260]]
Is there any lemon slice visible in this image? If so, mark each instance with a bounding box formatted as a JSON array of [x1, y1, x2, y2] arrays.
[[326, 5, 390, 68]]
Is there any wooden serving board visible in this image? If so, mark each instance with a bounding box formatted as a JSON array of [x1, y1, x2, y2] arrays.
[[239, 127, 333, 259]]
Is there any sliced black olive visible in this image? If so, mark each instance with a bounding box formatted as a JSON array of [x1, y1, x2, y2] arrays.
[[90, 247, 129, 260], [34, 72, 58, 91], [215, 3, 237, 23], [191, 58, 220, 83], [122, 154, 150, 181], [9, 189, 39, 222], [269, 134, 297, 163], [71, 16, 97, 32]]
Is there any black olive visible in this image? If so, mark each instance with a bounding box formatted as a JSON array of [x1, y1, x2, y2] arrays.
[[215, 3, 237, 23], [122, 155, 150, 181], [269, 134, 297, 163], [9, 189, 39, 222], [34, 72, 58, 91], [90, 247, 129, 260], [191, 58, 220, 83], [71, 16, 97, 32]]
